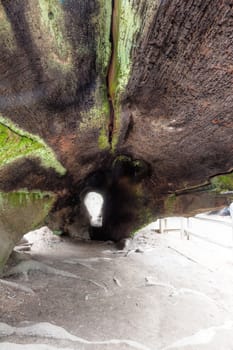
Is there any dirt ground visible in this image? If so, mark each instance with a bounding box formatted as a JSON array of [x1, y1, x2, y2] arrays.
[[0, 221, 233, 350]]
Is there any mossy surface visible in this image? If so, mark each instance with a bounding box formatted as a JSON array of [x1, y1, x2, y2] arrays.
[[211, 173, 233, 193], [108, 0, 141, 150], [38, 0, 72, 69], [0, 190, 55, 212], [79, 84, 110, 131], [0, 190, 56, 269], [53, 229, 63, 236], [0, 3, 16, 52], [79, 81, 110, 151], [112, 155, 132, 167], [95, 0, 112, 150], [98, 127, 109, 150], [130, 206, 154, 237], [112, 0, 140, 100], [96, 0, 112, 76], [0, 116, 66, 174], [139, 207, 154, 227], [4, 190, 55, 235], [164, 194, 177, 215]]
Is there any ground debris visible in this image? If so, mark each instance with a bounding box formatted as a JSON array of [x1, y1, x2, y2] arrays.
[[86, 279, 108, 293], [135, 248, 144, 254], [2, 260, 81, 280], [145, 276, 175, 291], [113, 276, 122, 287], [0, 279, 34, 294]]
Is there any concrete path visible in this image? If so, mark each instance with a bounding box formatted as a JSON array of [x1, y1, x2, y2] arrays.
[[0, 222, 233, 350]]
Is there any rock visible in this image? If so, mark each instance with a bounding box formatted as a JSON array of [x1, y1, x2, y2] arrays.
[[16, 238, 29, 246], [14, 246, 31, 252], [0, 192, 55, 271], [115, 238, 132, 251], [135, 248, 144, 254]]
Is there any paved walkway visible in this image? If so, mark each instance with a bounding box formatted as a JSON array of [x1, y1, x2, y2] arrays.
[[0, 222, 233, 350]]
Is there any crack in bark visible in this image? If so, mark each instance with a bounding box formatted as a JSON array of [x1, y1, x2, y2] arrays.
[[106, 0, 117, 148]]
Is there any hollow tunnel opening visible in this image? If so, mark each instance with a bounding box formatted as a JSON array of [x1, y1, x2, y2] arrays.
[[80, 156, 151, 242], [83, 192, 104, 228], [83, 191, 107, 241]]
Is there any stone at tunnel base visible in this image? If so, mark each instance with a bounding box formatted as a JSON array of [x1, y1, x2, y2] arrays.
[[0, 192, 55, 272]]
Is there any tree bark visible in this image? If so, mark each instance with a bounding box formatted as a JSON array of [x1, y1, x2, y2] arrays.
[[0, 0, 233, 265]]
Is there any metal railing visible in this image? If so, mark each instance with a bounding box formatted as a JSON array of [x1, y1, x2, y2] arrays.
[[158, 215, 233, 248]]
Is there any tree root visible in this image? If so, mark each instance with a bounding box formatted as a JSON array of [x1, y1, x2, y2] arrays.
[[0, 322, 152, 350], [2, 260, 108, 294], [0, 279, 34, 294], [2, 260, 81, 281]]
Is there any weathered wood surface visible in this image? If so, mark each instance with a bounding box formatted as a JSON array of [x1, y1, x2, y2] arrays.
[[0, 0, 233, 263]]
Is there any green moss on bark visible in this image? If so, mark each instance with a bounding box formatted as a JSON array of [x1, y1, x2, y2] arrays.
[[98, 127, 109, 150], [0, 190, 54, 214], [111, 0, 140, 99], [96, 0, 112, 76], [38, 0, 72, 67], [108, 0, 160, 150], [0, 116, 66, 174], [211, 173, 233, 193], [164, 194, 177, 215], [0, 3, 16, 52], [95, 0, 112, 150], [78, 81, 110, 151]]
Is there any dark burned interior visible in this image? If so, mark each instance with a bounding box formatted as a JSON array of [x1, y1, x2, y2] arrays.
[[48, 156, 151, 242], [85, 157, 150, 241]]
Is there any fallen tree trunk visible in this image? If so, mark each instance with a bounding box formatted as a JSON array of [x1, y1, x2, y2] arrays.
[[0, 0, 233, 266]]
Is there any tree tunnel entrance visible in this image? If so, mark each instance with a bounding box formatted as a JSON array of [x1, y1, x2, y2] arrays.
[[84, 192, 104, 228], [83, 191, 106, 241], [79, 155, 151, 242]]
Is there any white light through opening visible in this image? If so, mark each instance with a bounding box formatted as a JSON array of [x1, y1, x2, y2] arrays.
[[84, 192, 104, 227]]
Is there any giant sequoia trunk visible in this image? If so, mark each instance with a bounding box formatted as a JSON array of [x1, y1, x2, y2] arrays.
[[0, 0, 233, 267]]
